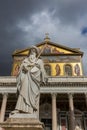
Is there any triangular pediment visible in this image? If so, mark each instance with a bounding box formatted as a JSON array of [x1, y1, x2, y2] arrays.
[[12, 41, 83, 57], [36, 41, 83, 56]]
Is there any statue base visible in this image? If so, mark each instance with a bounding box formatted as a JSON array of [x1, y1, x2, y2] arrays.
[[0, 113, 45, 130]]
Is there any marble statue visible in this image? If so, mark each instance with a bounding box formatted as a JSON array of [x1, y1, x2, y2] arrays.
[[12, 46, 46, 115]]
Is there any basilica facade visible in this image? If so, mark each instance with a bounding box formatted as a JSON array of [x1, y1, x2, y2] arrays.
[[0, 35, 87, 130]]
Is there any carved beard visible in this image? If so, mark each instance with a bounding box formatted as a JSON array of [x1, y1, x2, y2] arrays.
[[29, 54, 36, 63]]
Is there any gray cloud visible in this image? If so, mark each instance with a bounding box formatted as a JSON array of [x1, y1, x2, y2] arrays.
[[51, 0, 87, 25]]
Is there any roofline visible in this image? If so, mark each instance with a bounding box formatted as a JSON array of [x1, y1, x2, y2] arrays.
[[12, 40, 84, 57], [36, 41, 83, 54]]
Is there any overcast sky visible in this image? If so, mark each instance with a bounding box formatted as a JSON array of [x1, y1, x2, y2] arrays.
[[0, 0, 87, 76]]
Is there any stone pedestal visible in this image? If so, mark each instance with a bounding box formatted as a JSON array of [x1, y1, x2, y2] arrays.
[[0, 113, 44, 130]]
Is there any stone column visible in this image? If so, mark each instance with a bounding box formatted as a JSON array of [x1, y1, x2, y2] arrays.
[[68, 93, 75, 130], [52, 93, 57, 130], [0, 93, 8, 122], [85, 93, 87, 108]]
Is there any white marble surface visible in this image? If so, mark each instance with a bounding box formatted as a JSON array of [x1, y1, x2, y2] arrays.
[[9, 113, 37, 119]]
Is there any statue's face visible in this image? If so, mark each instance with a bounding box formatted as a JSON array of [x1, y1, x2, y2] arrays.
[[31, 49, 36, 55], [29, 48, 37, 59]]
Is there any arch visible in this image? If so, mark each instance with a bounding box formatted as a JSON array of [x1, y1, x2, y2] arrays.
[[64, 64, 72, 76], [44, 64, 51, 76]]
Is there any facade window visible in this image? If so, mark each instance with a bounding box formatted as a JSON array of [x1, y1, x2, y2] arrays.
[[44, 64, 51, 76], [64, 64, 72, 76]]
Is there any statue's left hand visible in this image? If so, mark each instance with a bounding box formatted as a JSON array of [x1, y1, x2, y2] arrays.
[[40, 78, 48, 85], [44, 77, 48, 83]]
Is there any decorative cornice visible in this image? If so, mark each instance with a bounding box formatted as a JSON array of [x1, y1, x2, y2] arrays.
[[0, 76, 87, 94], [0, 76, 87, 87], [0, 76, 16, 86]]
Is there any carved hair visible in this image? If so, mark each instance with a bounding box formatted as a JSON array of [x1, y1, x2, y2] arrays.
[[28, 46, 39, 57]]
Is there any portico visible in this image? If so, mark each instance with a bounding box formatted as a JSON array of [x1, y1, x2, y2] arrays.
[[0, 76, 87, 130]]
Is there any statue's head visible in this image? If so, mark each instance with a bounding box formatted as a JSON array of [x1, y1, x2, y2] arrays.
[[28, 46, 39, 57]]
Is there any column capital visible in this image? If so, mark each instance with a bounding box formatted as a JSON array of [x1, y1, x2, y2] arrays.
[[51, 93, 57, 98], [85, 93, 87, 97], [68, 93, 74, 99], [2, 93, 8, 97]]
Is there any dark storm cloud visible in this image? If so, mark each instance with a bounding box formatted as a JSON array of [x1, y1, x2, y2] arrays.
[[0, 0, 48, 75], [52, 0, 87, 25], [0, 0, 57, 75]]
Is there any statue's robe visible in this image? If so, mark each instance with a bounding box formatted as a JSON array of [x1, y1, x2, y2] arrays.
[[15, 57, 45, 114]]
